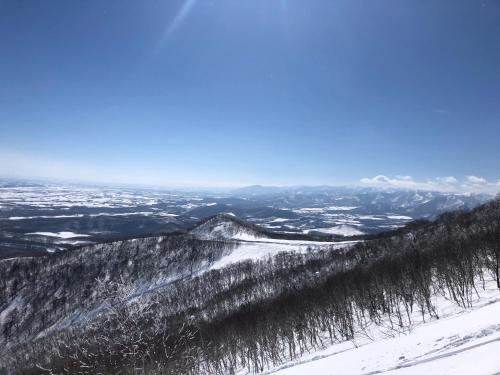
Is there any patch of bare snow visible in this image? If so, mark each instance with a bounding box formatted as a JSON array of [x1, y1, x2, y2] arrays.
[[308, 225, 365, 236], [210, 239, 356, 270], [387, 215, 413, 220], [28, 231, 90, 239], [327, 206, 358, 211]]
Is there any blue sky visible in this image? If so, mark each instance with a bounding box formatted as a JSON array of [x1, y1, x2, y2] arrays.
[[1, 0, 500, 190]]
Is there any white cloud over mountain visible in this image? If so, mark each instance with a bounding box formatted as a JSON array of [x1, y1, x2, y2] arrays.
[[361, 175, 500, 194]]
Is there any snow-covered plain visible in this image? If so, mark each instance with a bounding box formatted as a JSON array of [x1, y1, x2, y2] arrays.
[[263, 280, 500, 375], [27, 231, 90, 239], [307, 224, 365, 236]]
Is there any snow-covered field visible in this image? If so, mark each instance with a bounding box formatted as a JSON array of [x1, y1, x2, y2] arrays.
[[264, 280, 500, 375], [27, 231, 90, 239], [307, 224, 365, 236]]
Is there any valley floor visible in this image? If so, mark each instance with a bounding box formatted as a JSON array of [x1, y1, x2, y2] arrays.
[[264, 280, 500, 375]]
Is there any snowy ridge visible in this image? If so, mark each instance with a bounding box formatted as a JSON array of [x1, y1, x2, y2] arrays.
[[190, 214, 272, 241], [190, 214, 356, 270]]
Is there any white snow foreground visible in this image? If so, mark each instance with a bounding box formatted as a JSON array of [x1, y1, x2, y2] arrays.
[[260, 280, 500, 375]]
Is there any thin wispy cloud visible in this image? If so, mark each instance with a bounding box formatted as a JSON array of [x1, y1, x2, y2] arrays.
[[434, 109, 450, 115], [154, 0, 197, 54], [361, 175, 500, 195], [465, 175, 487, 184]]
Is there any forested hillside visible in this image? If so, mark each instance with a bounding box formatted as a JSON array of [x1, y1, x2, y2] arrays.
[[1, 198, 499, 374]]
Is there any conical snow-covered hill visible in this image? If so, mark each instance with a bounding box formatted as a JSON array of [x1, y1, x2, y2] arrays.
[[190, 214, 272, 241]]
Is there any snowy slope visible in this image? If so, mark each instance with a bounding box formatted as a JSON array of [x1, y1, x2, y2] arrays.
[[1, 215, 355, 353], [265, 280, 500, 375], [191, 214, 357, 269], [210, 239, 356, 270]]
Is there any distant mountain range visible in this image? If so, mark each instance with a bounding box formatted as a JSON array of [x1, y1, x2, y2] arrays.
[[0, 180, 493, 258], [232, 185, 491, 216]]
